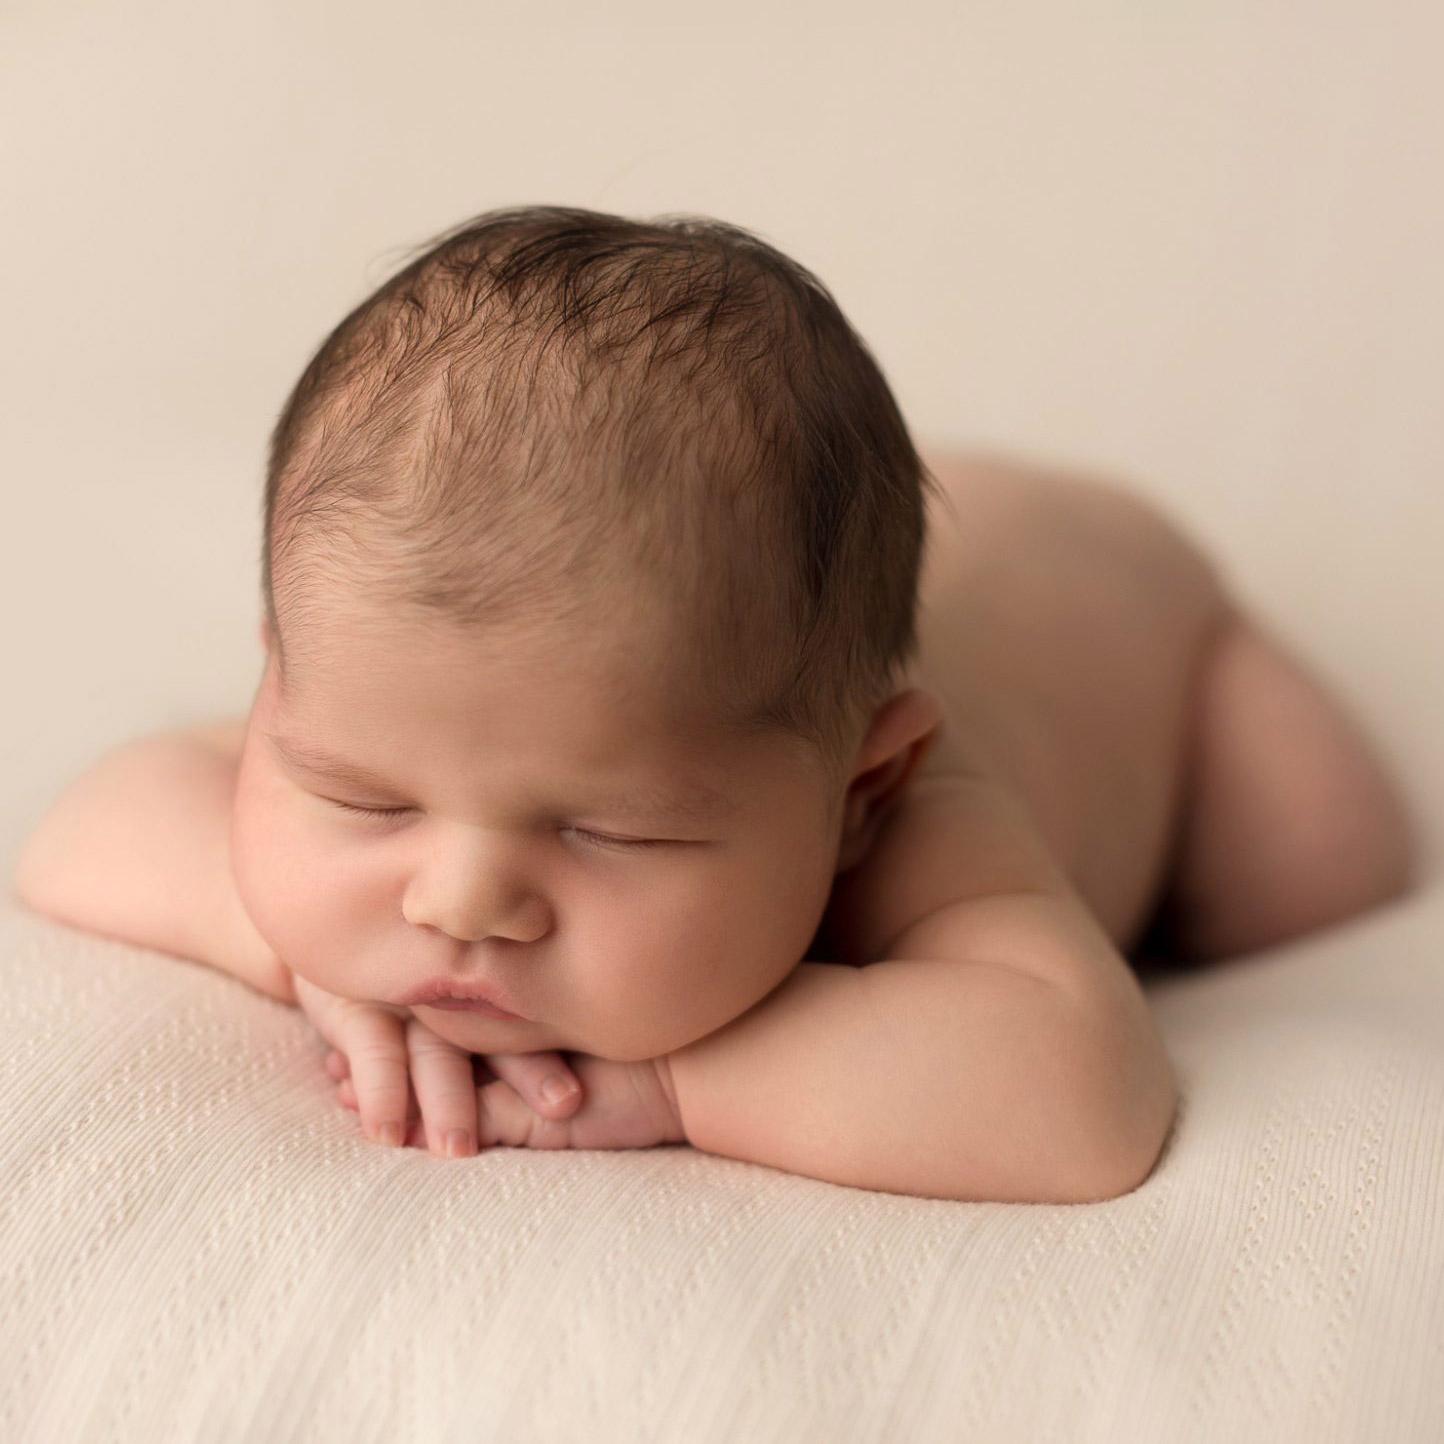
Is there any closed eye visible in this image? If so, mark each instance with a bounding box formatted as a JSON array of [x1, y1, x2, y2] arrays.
[[329, 799, 411, 822], [566, 828, 668, 852], [325, 798, 668, 850]]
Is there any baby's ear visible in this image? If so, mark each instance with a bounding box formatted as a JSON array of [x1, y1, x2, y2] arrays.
[[835, 688, 945, 870], [258, 617, 272, 651]]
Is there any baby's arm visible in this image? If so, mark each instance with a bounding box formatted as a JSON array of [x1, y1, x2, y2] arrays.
[[12, 729, 297, 1001], [662, 779, 1179, 1204]]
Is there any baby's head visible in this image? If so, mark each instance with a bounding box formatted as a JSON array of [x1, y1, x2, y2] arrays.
[[231, 205, 946, 1061]]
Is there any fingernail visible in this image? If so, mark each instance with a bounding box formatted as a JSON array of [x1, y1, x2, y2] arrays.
[[379, 1121, 404, 1147], [541, 1075, 577, 1108], [445, 1129, 473, 1159]]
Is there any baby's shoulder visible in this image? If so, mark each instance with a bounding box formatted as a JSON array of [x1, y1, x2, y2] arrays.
[[818, 746, 1075, 968]]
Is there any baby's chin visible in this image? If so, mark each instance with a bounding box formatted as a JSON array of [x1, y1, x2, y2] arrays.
[[411, 1003, 674, 1063], [412, 1005, 562, 1052]]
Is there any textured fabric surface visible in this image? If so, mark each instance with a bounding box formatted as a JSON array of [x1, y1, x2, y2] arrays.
[[3, 886, 1442, 1443]]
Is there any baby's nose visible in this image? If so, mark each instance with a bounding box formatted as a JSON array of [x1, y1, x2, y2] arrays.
[[401, 833, 552, 944]]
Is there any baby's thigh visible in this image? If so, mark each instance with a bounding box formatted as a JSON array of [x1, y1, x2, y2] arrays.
[[1149, 605, 1421, 963]]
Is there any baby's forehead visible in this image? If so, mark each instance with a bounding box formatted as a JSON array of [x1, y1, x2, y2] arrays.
[[271, 625, 740, 747], [271, 579, 820, 763]]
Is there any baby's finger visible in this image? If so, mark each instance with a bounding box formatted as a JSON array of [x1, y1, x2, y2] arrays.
[[486, 1050, 583, 1120], [337, 1078, 424, 1145], [340, 1007, 410, 1146], [325, 1049, 350, 1082], [405, 1017, 480, 1159], [477, 1077, 572, 1150]]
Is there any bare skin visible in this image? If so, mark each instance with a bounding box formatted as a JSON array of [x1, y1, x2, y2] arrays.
[[883, 447, 1230, 960], [815, 444, 1419, 972], [190, 442, 1416, 975], [186, 445, 1419, 1159]]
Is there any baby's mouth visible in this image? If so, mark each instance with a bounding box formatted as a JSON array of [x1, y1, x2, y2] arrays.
[[394, 978, 527, 1019]]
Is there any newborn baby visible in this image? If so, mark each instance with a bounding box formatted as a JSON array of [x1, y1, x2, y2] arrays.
[[13, 205, 1420, 1203]]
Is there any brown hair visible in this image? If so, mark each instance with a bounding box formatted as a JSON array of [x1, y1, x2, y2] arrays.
[[261, 205, 945, 783]]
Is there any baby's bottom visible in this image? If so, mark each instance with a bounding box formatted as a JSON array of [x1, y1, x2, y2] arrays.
[[1132, 603, 1421, 971]]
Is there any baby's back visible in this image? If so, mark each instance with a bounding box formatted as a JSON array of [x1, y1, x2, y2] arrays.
[[898, 450, 1229, 954]]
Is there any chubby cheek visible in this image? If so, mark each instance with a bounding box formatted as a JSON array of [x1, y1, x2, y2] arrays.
[[574, 879, 810, 1061], [580, 831, 837, 1057], [230, 767, 376, 997]]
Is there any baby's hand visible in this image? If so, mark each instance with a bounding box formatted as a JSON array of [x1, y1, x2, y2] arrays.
[[290, 972, 583, 1157], [336, 1042, 686, 1153], [480, 1051, 686, 1151]]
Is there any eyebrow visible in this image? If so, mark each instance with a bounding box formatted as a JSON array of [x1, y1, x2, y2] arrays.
[[264, 732, 739, 825]]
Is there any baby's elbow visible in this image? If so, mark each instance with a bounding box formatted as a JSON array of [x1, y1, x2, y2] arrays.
[[1069, 1065, 1179, 1204], [1069, 1131, 1169, 1204]]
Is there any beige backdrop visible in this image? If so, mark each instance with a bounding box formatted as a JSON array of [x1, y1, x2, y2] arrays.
[[3, 0, 1440, 883]]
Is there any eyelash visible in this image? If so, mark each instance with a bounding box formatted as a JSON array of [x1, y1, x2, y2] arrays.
[[324, 799, 666, 851]]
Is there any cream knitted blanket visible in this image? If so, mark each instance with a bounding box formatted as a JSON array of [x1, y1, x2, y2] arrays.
[[2, 887, 1441, 1443]]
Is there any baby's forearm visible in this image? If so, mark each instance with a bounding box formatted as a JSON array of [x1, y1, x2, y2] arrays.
[[664, 951, 1167, 1203]]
